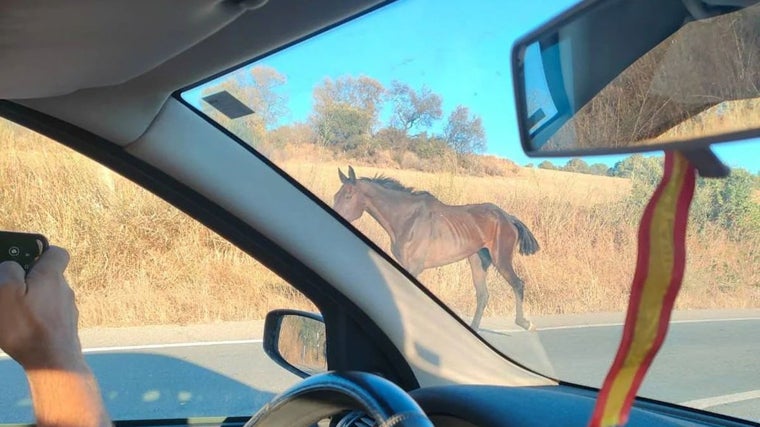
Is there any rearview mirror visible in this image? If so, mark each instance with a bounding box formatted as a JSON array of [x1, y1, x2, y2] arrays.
[[512, 0, 760, 157], [263, 309, 327, 378]]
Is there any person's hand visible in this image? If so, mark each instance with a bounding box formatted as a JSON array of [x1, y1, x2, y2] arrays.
[[0, 246, 84, 371], [0, 245, 110, 426]]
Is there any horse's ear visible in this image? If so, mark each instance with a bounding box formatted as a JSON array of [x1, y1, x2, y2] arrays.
[[338, 168, 349, 184], [348, 165, 357, 183]]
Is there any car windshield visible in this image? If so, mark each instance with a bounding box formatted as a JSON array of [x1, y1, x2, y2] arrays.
[[182, 0, 759, 421]]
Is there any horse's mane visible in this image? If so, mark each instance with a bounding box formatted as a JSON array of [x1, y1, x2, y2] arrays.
[[360, 175, 437, 199]]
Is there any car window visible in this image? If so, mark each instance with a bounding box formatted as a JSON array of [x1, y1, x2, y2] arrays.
[[0, 118, 318, 423], [182, 0, 759, 422]]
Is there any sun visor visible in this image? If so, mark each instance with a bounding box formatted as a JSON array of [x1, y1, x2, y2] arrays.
[[0, 0, 253, 99]]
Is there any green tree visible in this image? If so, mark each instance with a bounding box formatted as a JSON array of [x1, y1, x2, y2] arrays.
[[613, 154, 758, 237], [373, 127, 408, 151], [312, 105, 373, 152], [691, 168, 758, 234], [609, 154, 663, 186], [563, 158, 591, 174], [610, 154, 665, 218], [409, 134, 449, 159], [268, 123, 315, 148], [443, 105, 486, 154], [590, 163, 610, 176], [387, 81, 443, 134], [310, 75, 385, 152], [538, 160, 556, 170]]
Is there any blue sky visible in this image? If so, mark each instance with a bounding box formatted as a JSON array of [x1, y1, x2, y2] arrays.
[[185, 0, 758, 173]]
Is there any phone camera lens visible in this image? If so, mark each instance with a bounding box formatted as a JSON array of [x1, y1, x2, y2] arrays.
[[8, 246, 20, 257]]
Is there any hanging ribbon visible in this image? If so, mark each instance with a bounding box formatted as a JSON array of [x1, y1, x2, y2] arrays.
[[590, 151, 696, 427]]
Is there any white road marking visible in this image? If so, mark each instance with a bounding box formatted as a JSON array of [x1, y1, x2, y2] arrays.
[[492, 316, 760, 333], [680, 390, 760, 409], [81, 339, 263, 353], [0, 339, 263, 358], [2, 317, 757, 357]]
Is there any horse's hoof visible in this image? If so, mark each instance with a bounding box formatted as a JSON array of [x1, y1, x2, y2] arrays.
[[517, 319, 536, 331]]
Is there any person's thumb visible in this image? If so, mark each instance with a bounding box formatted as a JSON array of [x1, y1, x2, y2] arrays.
[[0, 260, 27, 297]]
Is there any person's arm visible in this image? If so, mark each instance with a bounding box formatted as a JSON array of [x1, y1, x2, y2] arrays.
[[0, 246, 111, 427]]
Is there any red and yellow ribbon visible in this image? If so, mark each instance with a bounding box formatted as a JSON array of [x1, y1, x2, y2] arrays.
[[590, 151, 696, 427]]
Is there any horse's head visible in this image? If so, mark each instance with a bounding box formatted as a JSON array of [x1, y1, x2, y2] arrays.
[[333, 166, 367, 222]]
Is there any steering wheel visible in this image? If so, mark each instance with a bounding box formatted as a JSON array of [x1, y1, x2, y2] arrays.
[[244, 371, 433, 427]]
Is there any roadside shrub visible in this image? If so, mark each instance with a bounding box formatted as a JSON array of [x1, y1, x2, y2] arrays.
[[618, 155, 759, 240], [538, 160, 557, 170]]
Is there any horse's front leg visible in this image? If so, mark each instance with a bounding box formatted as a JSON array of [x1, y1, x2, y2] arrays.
[[467, 253, 489, 330]]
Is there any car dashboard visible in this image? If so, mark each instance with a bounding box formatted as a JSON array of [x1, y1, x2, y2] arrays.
[[330, 384, 742, 427]]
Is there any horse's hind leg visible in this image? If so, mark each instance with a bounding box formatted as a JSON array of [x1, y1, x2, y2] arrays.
[[491, 224, 535, 331], [467, 253, 489, 330], [503, 265, 534, 331]]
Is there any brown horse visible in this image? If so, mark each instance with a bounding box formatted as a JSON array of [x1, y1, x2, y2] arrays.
[[333, 166, 540, 330]]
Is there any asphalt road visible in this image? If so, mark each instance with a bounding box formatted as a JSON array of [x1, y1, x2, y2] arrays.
[[1, 315, 757, 424], [481, 316, 760, 422]]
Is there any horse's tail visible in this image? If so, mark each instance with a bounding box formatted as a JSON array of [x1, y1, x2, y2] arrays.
[[512, 217, 540, 256], [479, 214, 538, 268]]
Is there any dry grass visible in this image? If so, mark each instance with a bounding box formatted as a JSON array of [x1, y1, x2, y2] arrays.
[[656, 98, 760, 143], [0, 120, 757, 328], [0, 122, 316, 327]]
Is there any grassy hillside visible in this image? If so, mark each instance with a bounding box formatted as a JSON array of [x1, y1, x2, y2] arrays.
[[1, 121, 757, 327]]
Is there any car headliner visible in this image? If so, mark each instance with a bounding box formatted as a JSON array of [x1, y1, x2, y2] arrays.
[[0, 0, 557, 389], [1, 0, 390, 144]]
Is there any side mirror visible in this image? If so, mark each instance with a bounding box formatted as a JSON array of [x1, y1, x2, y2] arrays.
[[263, 309, 327, 378]]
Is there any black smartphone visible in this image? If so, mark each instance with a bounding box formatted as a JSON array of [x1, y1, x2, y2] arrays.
[[0, 231, 49, 273]]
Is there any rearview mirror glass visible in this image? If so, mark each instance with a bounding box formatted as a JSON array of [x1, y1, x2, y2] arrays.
[[263, 309, 327, 378], [513, 0, 760, 156]]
